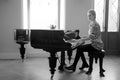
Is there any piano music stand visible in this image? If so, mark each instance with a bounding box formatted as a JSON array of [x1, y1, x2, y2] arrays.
[[14, 29, 29, 61]]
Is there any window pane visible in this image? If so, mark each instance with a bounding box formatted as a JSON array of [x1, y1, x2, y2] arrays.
[[23, 0, 28, 29], [94, 0, 104, 31], [108, 0, 119, 32], [30, 0, 58, 29]]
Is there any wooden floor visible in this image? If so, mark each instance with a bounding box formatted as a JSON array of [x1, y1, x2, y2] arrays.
[[0, 55, 120, 80]]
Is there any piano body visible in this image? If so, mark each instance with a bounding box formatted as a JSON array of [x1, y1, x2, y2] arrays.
[[14, 29, 78, 79]]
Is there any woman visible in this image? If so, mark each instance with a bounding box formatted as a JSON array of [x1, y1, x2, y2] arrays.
[[65, 9, 105, 76]]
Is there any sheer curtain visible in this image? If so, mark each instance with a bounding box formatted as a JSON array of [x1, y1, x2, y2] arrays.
[[23, 0, 65, 30], [108, 0, 119, 32], [94, 0, 119, 32], [29, 0, 58, 29], [94, 0, 104, 31]]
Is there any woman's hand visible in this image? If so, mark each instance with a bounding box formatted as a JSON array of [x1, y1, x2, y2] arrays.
[[71, 39, 85, 49], [81, 36, 90, 41]]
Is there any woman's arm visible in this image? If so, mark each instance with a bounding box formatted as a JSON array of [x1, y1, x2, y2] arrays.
[[88, 24, 101, 40]]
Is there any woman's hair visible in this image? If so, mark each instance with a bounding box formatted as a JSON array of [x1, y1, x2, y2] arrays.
[[88, 9, 96, 18]]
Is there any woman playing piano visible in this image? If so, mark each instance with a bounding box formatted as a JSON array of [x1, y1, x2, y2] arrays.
[[65, 9, 105, 76]]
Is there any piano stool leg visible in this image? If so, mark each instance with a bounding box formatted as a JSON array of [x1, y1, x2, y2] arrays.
[[48, 52, 58, 79], [19, 43, 26, 62], [58, 51, 66, 71], [99, 57, 105, 77]]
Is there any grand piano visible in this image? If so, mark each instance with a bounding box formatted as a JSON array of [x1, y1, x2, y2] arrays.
[[14, 29, 78, 79], [30, 30, 73, 78]]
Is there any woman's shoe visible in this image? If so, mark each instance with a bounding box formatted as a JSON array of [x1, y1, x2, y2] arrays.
[[79, 64, 89, 70], [99, 69, 105, 77], [58, 65, 64, 71], [100, 72, 105, 77], [86, 70, 92, 75], [101, 68, 105, 72], [65, 65, 76, 72]]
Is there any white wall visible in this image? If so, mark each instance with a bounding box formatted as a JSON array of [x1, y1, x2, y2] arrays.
[[0, 0, 93, 59], [65, 0, 93, 36], [0, 0, 22, 59]]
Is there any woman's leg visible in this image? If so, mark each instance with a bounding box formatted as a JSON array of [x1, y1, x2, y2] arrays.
[[65, 44, 92, 71], [79, 51, 89, 70], [72, 51, 84, 67], [86, 55, 93, 74], [65, 50, 82, 72]]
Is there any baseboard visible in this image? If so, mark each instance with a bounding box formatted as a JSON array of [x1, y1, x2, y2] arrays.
[[0, 51, 49, 59], [0, 52, 20, 59], [105, 50, 120, 55], [1, 50, 119, 60]]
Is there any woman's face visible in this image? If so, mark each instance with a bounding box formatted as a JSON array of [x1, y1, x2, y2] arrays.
[[87, 13, 95, 21]]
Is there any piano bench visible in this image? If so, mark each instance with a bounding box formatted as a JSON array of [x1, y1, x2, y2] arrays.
[[87, 50, 105, 77], [88, 50, 105, 63]]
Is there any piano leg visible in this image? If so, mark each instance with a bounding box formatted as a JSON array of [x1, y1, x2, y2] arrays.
[[58, 51, 65, 71], [48, 52, 58, 79], [67, 49, 72, 64], [19, 43, 26, 62]]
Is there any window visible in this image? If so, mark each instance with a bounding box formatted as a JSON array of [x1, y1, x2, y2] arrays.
[[23, 0, 65, 30], [94, 0, 119, 32], [94, 0, 104, 31], [108, 0, 119, 32]]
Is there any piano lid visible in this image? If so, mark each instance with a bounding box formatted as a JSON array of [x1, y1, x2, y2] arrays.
[[30, 29, 71, 52]]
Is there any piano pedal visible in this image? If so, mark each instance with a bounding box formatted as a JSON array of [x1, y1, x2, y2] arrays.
[[22, 59, 24, 62], [50, 74, 54, 80], [69, 60, 71, 64]]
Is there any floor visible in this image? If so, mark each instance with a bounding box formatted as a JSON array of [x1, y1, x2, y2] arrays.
[[0, 55, 120, 80]]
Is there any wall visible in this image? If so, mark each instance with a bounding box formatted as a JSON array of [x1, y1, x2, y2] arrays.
[[0, 0, 22, 59], [0, 0, 93, 59], [65, 0, 93, 36]]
